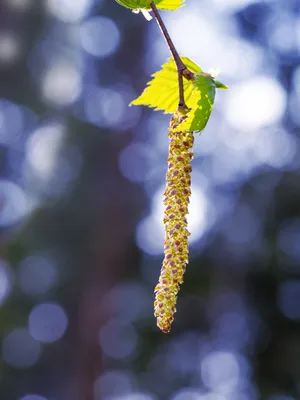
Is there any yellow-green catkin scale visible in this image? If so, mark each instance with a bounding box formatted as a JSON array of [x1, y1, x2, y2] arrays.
[[154, 109, 194, 333]]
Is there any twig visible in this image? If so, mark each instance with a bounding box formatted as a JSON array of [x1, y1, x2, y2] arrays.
[[150, 2, 185, 71], [150, 1, 193, 109]]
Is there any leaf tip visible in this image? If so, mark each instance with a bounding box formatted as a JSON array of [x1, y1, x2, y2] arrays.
[[129, 99, 138, 107], [215, 80, 229, 90]]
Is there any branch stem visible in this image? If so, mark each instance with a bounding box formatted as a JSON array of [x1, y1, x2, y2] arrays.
[[150, 1, 187, 109], [150, 2, 185, 71]]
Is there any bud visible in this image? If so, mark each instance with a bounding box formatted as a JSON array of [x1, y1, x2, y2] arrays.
[[132, 8, 152, 21]]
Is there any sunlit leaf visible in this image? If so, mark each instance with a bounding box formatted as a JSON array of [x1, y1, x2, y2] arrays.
[[115, 0, 184, 11], [174, 74, 216, 133], [115, 0, 150, 9], [131, 56, 228, 133], [130, 57, 202, 113], [155, 0, 185, 10]]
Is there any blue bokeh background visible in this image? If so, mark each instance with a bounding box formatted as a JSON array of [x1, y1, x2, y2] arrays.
[[0, 0, 300, 399]]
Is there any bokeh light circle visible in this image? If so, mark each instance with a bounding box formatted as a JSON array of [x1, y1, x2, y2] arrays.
[[0, 180, 31, 227], [0, 258, 13, 305], [94, 370, 134, 399], [41, 63, 82, 107], [2, 328, 41, 368], [29, 303, 68, 343], [226, 77, 286, 131], [80, 17, 120, 58], [99, 319, 137, 360], [18, 255, 57, 296], [46, 0, 94, 23], [201, 351, 240, 392]]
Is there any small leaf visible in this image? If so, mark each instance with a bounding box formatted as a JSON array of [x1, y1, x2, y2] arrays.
[[115, 0, 184, 11], [130, 57, 202, 113], [115, 0, 150, 10], [177, 74, 216, 133], [131, 58, 227, 133], [215, 80, 229, 90], [154, 0, 184, 10]]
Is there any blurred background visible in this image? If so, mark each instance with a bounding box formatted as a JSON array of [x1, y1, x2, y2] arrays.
[[0, 0, 300, 399]]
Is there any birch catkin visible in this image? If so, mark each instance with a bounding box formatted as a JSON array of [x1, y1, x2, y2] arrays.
[[154, 109, 194, 333]]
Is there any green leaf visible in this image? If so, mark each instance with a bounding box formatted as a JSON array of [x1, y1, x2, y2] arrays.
[[115, 0, 150, 10], [154, 0, 185, 10], [130, 57, 227, 133], [115, 0, 184, 11], [215, 80, 229, 90], [130, 57, 202, 113], [175, 74, 216, 133]]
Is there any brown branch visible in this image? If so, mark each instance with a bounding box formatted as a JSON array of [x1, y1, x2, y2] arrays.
[[150, 1, 194, 110], [150, 1, 185, 71]]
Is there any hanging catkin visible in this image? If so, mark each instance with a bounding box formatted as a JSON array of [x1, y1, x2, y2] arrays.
[[154, 109, 194, 333]]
